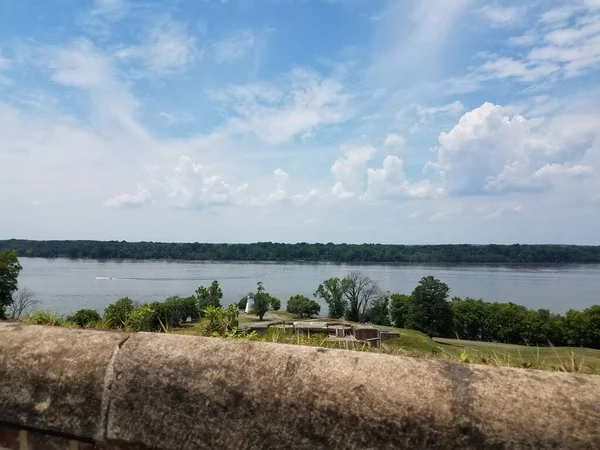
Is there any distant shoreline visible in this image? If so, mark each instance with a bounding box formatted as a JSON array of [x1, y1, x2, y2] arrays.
[[3, 239, 600, 264]]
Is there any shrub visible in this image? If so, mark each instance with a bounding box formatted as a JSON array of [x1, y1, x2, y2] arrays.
[[287, 295, 321, 318], [238, 296, 248, 310], [203, 305, 239, 336], [104, 297, 134, 329], [24, 310, 64, 326], [126, 305, 158, 332], [67, 309, 101, 328]]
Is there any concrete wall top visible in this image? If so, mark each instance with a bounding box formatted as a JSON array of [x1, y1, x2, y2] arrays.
[[1, 322, 600, 449]]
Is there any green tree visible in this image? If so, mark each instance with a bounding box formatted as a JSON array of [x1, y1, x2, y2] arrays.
[[314, 277, 348, 319], [270, 297, 281, 311], [390, 294, 410, 328], [363, 295, 391, 326], [196, 280, 223, 315], [450, 297, 491, 341], [0, 250, 22, 319], [407, 276, 452, 337], [67, 309, 101, 327], [343, 271, 380, 322], [104, 297, 134, 329], [251, 282, 271, 320], [286, 295, 321, 318]]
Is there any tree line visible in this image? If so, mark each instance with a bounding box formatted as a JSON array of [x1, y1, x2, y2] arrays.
[[315, 273, 600, 350], [3, 239, 600, 263]]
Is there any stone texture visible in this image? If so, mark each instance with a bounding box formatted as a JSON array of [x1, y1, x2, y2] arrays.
[[2, 323, 600, 449], [0, 323, 128, 441]]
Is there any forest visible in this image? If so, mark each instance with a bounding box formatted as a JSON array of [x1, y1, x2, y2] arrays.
[[2, 239, 600, 263]]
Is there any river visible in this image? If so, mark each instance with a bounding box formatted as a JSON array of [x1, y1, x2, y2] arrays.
[[17, 257, 600, 314]]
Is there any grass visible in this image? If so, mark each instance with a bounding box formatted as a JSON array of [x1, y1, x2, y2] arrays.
[[433, 337, 600, 373]]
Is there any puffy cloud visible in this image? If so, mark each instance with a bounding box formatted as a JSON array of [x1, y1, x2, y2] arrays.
[[104, 189, 152, 208], [431, 102, 599, 195], [330, 144, 376, 199], [361, 156, 437, 201]]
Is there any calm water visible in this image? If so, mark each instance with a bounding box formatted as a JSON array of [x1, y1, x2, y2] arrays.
[[18, 258, 600, 314]]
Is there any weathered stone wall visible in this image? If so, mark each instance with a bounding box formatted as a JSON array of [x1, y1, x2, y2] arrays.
[[1, 322, 600, 449]]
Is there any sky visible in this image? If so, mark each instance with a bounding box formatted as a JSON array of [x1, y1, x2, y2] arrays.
[[0, 0, 599, 244]]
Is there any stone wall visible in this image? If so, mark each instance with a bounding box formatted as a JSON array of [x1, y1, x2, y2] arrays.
[[1, 322, 600, 449]]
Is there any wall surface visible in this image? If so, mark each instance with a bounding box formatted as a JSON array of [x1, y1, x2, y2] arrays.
[[1, 322, 600, 449]]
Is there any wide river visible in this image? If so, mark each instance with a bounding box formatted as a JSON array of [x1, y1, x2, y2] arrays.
[[17, 258, 600, 315]]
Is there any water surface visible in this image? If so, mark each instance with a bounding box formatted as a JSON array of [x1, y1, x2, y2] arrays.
[[18, 258, 600, 314]]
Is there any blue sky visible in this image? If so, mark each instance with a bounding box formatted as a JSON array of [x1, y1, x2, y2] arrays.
[[1, 0, 599, 244]]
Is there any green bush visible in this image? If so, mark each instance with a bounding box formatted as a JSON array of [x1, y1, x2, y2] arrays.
[[203, 305, 239, 336], [286, 295, 321, 318], [126, 305, 158, 332], [238, 295, 248, 310], [67, 309, 101, 328], [24, 310, 64, 326], [104, 297, 134, 329]]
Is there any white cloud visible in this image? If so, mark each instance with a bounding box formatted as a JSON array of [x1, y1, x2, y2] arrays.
[[384, 134, 405, 147], [116, 19, 198, 74], [212, 68, 349, 144], [161, 156, 236, 208], [481, 8, 600, 81], [431, 102, 599, 195], [479, 3, 526, 27], [361, 155, 437, 201], [104, 189, 152, 208], [540, 7, 578, 24], [330, 144, 376, 199], [212, 30, 256, 63], [290, 188, 318, 205]]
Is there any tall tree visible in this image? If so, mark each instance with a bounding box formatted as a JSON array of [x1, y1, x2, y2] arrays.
[[0, 250, 22, 319], [251, 281, 271, 321], [314, 277, 348, 319], [343, 271, 380, 322], [407, 276, 452, 337], [196, 280, 223, 315]]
